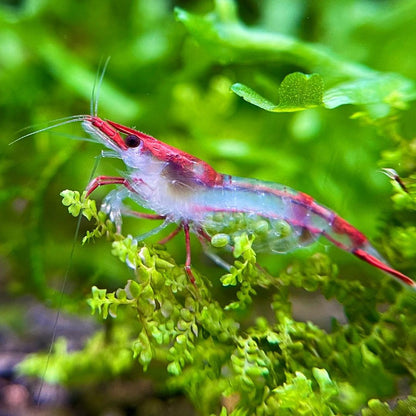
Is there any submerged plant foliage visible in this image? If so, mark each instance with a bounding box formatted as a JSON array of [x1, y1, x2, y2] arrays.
[[4, 0, 416, 415], [20, 184, 416, 415]]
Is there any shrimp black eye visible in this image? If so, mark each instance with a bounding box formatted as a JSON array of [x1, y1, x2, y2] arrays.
[[125, 134, 141, 148]]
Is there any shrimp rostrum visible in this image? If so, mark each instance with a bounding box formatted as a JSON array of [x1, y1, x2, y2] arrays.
[[81, 115, 415, 289]]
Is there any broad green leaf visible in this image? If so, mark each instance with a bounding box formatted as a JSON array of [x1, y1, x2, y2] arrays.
[[175, 2, 373, 78], [177, 0, 416, 114], [323, 73, 416, 109], [231, 72, 324, 112]]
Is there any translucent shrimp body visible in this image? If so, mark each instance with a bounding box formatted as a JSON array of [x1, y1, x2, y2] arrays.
[[82, 116, 415, 289]]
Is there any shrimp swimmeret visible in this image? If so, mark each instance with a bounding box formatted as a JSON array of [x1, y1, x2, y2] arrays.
[[67, 115, 414, 289]]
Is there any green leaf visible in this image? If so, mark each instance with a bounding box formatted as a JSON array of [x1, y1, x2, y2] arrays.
[[178, 1, 416, 115], [174, 2, 372, 78], [361, 399, 391, 416], [233, 233, 254, 258], [312, 368, 338, 401], [81, 198, 97, 221], [231, 72, 324, 112], [362, 396, 416, 416], [167, 360, 182, 375], [221, 273, 237, 286], [60, 189, 82, 217], [125, 280, 141, 299], [323, 73, 416, 110], [60, 189, 78, 206]]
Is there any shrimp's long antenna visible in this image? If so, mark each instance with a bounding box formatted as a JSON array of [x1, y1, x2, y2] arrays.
[[9, 115, 87, 145], [91, 57, 111, 116], [35, 153, 103, 405]]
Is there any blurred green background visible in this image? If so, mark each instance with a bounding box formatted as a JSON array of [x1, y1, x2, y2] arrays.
[[1, 0, 416, 413]]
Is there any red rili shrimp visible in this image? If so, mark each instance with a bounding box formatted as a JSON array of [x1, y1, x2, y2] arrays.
[[74, 115, 414, 289]]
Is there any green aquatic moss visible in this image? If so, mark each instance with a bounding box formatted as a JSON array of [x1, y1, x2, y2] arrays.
[[19, 181, 416, 415]]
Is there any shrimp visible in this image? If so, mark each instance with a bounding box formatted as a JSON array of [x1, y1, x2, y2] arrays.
[[78, 115, 415, 289]]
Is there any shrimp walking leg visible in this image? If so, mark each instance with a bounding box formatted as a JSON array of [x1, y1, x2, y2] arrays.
[[158, 225, 182, 245], [87, 177, 151, 231], [183, 223, 196, 284], [200, 243, 233, 271], [96, 184, 177, 245], [125, 210, 166, 220], [86, 176, 134, 196], [135, 218, 173, 242]]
